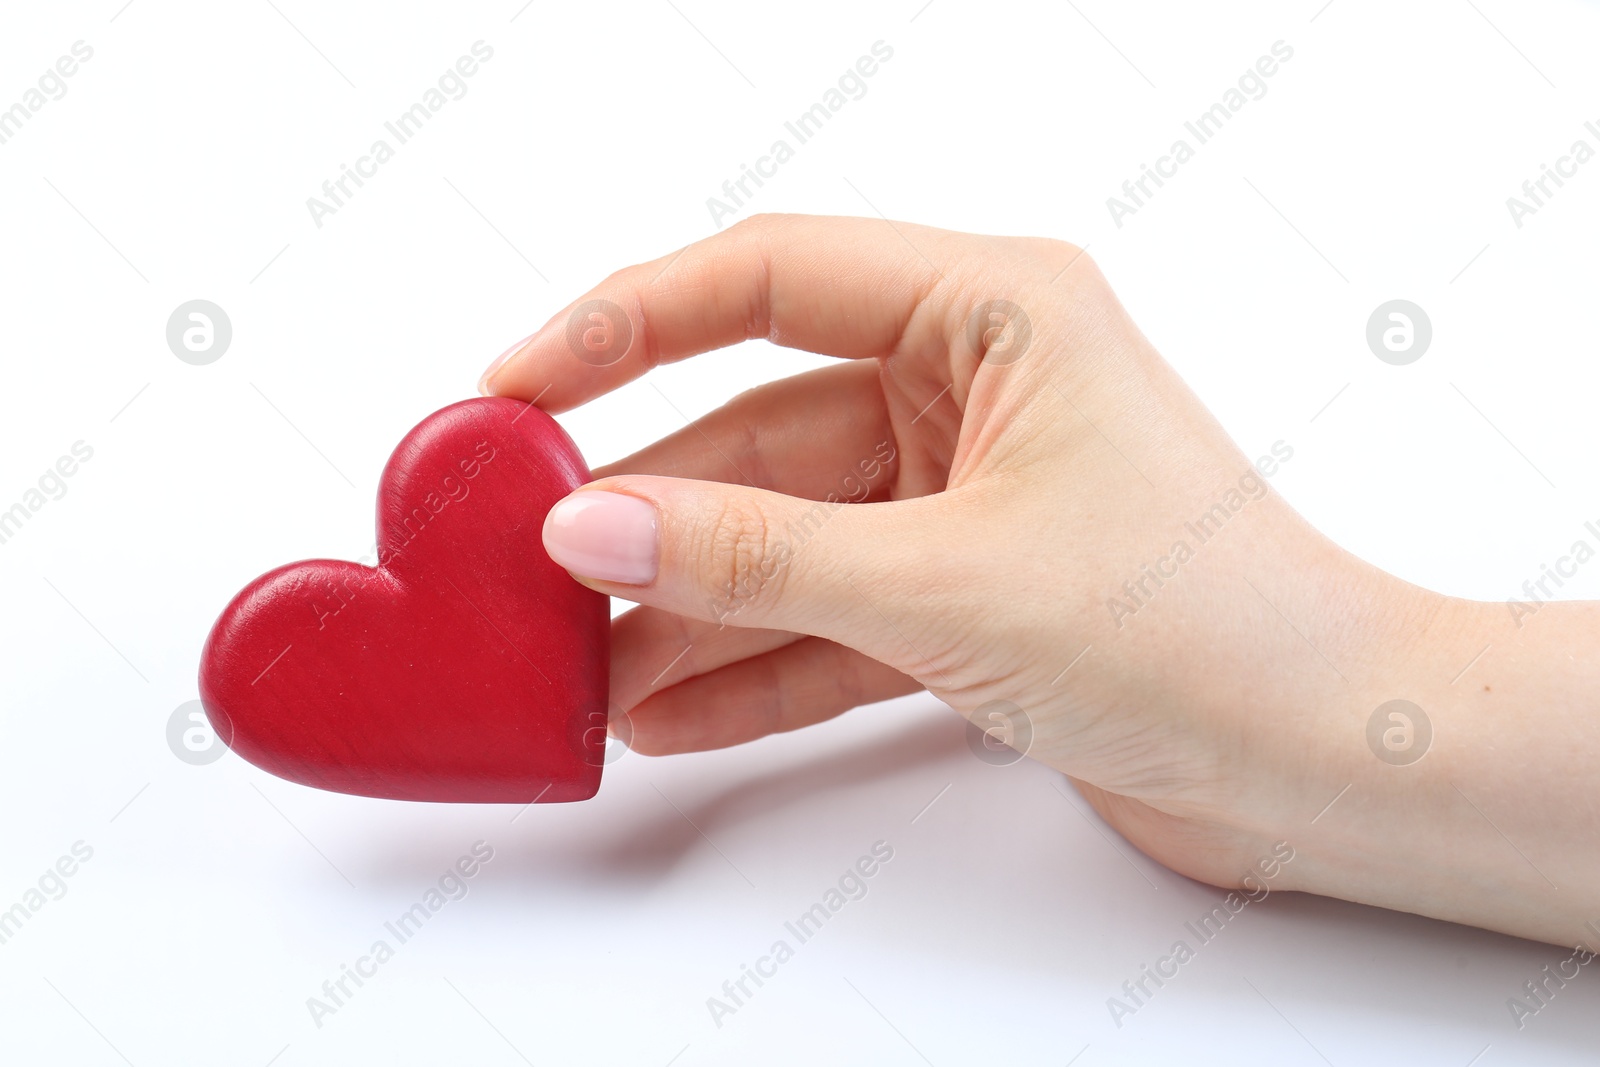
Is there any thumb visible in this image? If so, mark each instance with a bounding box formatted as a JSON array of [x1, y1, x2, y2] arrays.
[[540, 477, 926, 650]]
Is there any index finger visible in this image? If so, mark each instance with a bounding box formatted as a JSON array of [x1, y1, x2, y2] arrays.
[[480, 213, 954, 413]]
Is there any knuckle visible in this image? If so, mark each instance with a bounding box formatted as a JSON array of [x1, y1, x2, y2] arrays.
[[1043, 236, 1087, 261], [1021, 236, 1094, 274], [730, 212, 787, 235], [704, 498, 789, 614]]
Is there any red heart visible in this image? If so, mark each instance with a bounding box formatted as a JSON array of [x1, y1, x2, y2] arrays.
[[198, 397, 609, 803]]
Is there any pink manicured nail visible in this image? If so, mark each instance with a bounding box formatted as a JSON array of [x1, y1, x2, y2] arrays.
[[479, 333, 534, 396], [543, 491, 659, 585]]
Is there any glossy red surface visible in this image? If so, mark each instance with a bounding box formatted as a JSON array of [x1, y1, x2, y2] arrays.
[[198, 397, 609, 802]]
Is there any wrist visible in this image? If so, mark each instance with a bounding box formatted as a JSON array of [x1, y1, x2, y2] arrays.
[[1284, 581, 1599, 946]]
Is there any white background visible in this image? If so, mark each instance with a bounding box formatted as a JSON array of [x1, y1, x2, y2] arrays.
[[2, 0, 1599, 1063]]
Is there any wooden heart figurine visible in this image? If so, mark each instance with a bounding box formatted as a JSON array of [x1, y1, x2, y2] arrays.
[[198, 397, 609, 802]]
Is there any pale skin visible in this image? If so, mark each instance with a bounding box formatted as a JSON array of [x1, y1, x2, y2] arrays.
[[481, 214, 1599, 949]]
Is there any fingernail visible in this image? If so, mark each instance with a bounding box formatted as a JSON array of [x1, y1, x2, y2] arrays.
[[543, 491, 659, 585], [479, 333, 534, 396]]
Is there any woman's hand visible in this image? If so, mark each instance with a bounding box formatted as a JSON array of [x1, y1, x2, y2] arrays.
[[483, 214, 1599, 949]]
